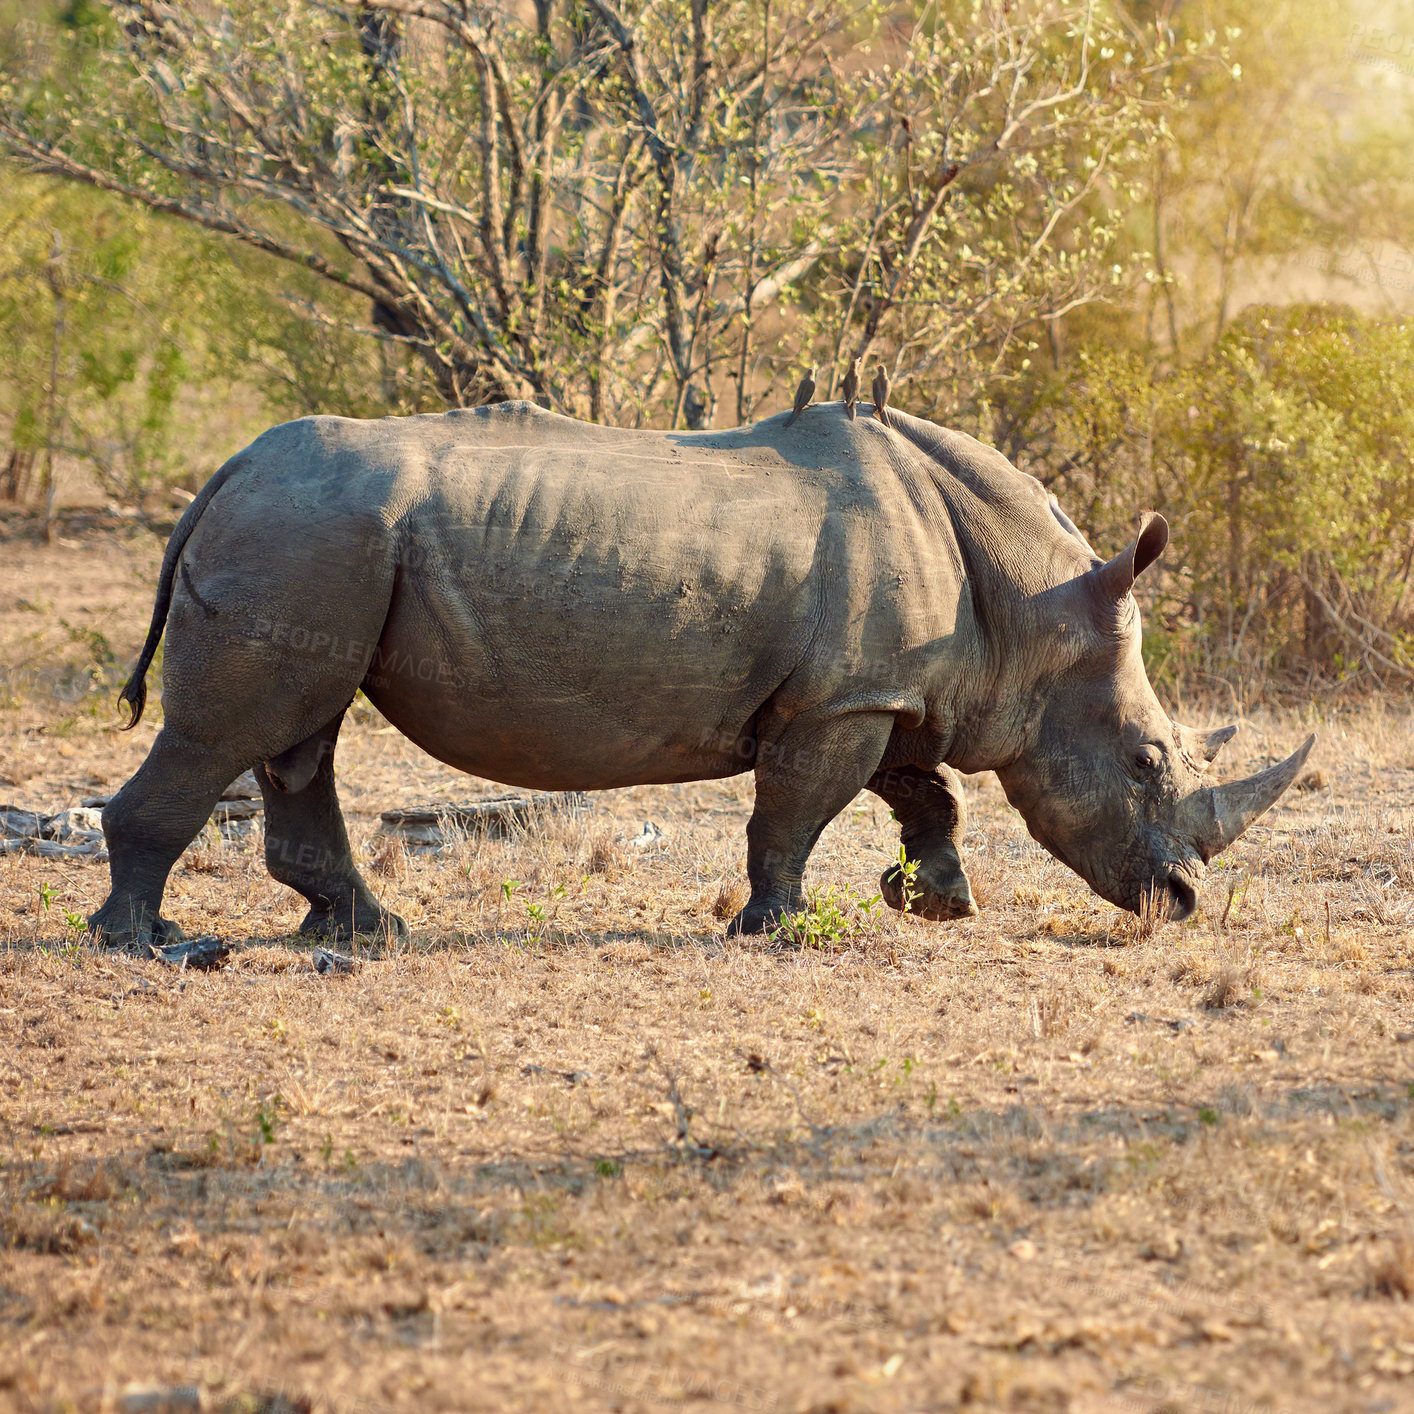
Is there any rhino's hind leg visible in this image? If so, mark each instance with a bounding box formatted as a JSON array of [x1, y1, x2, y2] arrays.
[[258, 711, 406, 943], [867, 763, 978, 920], [729, 712, 895, 936], [89, 729, 249, 949]]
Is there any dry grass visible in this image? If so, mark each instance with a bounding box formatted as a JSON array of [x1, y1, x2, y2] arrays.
[[2, 523, 1414, 1412]]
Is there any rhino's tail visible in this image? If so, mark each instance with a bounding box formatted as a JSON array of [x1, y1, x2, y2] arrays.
[[118, 455, 245, 730]]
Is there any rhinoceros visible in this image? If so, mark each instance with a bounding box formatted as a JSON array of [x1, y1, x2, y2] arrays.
[[88, 400, 1311, 947]]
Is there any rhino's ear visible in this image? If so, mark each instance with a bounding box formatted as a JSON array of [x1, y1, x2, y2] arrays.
[[1176, 722, 1237, 765], [1090, 512, 1169, 603]]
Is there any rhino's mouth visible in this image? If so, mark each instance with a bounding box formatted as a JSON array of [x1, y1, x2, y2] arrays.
[[1163, 871, 1197, 922]]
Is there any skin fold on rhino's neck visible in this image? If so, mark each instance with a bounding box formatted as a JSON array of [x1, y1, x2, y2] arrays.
[[884, 415, 1100, 780]]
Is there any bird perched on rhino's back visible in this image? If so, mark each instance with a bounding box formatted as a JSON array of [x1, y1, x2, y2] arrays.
[[872, 365, 891, 427], [786, 367, 816, 426], [841, 358, 860, 420]]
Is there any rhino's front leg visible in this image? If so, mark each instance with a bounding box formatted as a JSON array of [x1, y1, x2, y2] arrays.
[[867, 762, 979, 920], [729, 712, 895, 936]]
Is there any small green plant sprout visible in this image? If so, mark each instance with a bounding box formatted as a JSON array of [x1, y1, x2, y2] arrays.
[[63, 909, 86, 940], [253, 1095, 283, 1146], [893, 846, 923, 915], [38, 881, 55, 912], [527, 882, 567, 933], [1218, 875, 1249, 930], [495, 877, 521, 930], [772, 884, 881, 949]]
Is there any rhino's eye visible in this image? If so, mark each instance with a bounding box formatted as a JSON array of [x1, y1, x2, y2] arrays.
[[1135, 744, 1163, 773]]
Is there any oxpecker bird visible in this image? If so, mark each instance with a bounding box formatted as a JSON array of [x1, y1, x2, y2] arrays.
[[841, 357, 860, 420], [872, 365, 891, 427], [786, 366, 816, 426]]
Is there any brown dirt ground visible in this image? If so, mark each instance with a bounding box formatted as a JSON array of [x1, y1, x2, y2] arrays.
[[1, 517, 1412, 1414]]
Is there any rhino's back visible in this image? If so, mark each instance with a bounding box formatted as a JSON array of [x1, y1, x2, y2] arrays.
[[396, 403, 838, 606]]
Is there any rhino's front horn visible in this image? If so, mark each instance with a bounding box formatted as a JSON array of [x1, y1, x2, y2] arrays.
[[1176, 722, 1237, 764], [1182, 735, 1315, 860]]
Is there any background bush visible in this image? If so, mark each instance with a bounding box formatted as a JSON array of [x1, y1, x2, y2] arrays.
[[0, 0, 1410, 691]]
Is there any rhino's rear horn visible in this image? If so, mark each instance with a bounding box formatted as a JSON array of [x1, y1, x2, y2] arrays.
[[1183, 734, 1315, 861]]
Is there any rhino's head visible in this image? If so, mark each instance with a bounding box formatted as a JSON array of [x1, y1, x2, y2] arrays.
[[994, 512, 1312, 920]]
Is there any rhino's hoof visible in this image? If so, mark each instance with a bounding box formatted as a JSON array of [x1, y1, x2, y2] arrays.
[[87, 908, 186, 952], [297, 904, 408, 943], [881, 864, 978, 921], [726, 899, 792, 936]]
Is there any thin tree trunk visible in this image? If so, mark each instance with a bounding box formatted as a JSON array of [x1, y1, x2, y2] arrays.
[[736, 0, 769, 425], [1226, 455, 1242, 656], [1153, 151, 1180, 356], [40, 234, 66, 545]]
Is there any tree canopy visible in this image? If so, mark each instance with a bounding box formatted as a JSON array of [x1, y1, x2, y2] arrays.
[[1, 0, 1412, 687], [1, 0, 1208, 425]]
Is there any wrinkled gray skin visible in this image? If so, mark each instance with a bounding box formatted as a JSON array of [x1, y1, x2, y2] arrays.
[[89, 402, 1312, 947]]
